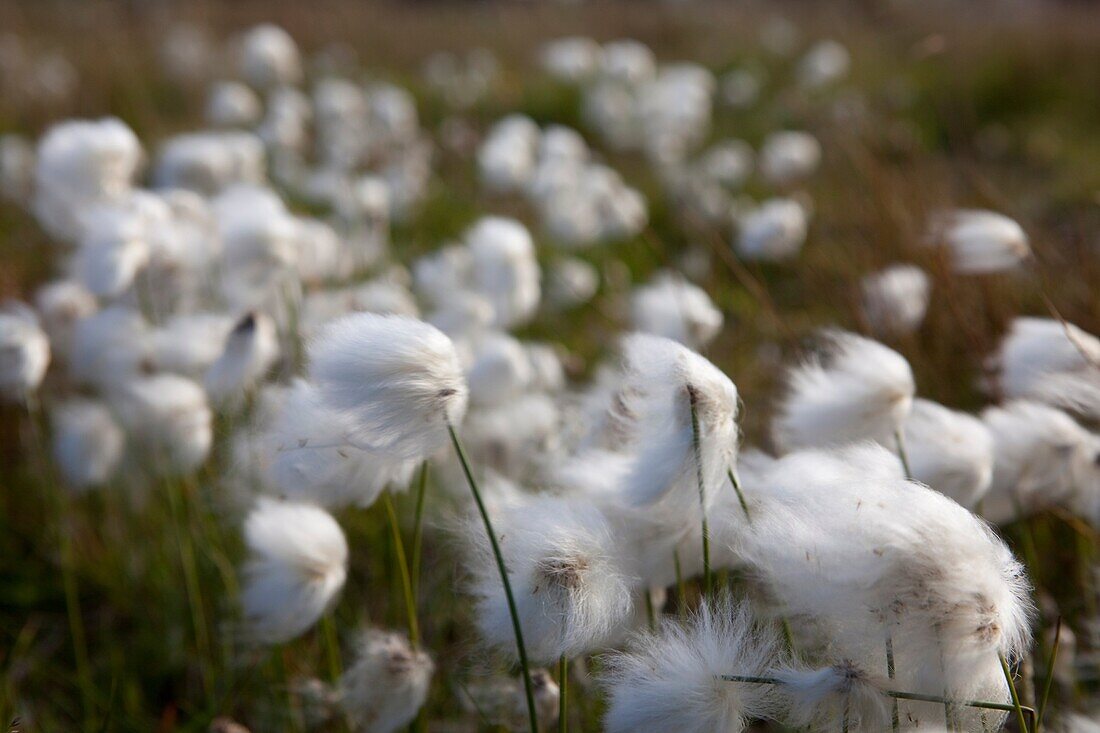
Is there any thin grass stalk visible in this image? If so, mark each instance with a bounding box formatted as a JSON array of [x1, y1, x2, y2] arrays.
[[1036, 617, 1061, 732], [673, 548, 687, 618], [410, 462, 429, 602], [1000, 651, 1030, 733], [447, 423, 538, 733], [688, 389, 711, 597], [320, 612, 342, 681], [382, 492, 420, 647], [894, 428, 912, 479], [726, 468, 751, 521], [166, 477, 214, 697], [558, 654, 568, 733]]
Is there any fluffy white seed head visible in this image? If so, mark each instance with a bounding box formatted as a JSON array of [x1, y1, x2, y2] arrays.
[[466, 216, 541, 329], [204, 311, 279, 407], [602, 597, 781, 733], [993, 317, 1100, 421], [34, 279, 96, 361], [51, 398, 124, 490], [758, 131, 821, 186], [902, 398, 994, 507], [860, 264, 931, 337], [630, 272, 723, 349], [309, 313, 468, 460], [773, 331, 914, 452], [928, 209, 1030, 274], [773, 662, 891, 731], [237, 24, 302, 89], [337, 629, 434, 733], [110, 373, 212, 474], [736, 197, 809, 262], [468, 496, 635, 663], [0, 303, 50, 402], [981, 400, 1100, 524], [240, 499, 347, 644], [69, 306, 150, 390]]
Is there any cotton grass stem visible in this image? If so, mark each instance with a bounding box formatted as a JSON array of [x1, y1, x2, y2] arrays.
[[1036, 617, 1061, 731], [894, 428, 912, 479], [726, 468, 751, 521], [999, 651, 1030, 733], [382, 492, 420, 647], [410, 462, 429, 603], [558, 654, 568, 733], [166, 478, 213, 698], [688, 389, 711, 597], [320, 613, 342, 682], [447, 423, 538, 733]]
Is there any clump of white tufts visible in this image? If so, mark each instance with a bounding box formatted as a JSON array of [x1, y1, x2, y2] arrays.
[[736, 197, 808, 262], [308, 313, 468, 460], [602, 598, 781, 733], [0, 303, 50, 403], [773, 331, 914, 452], [69, 306, 150, 390], [110, 373, 212, 474], [51, 398, 125, 490], [337, 629, 434, 733], [468, 496, 635, 663], [204, 312, 279, 407], [465, 331, 534, 408], [981, 400, 1100, 524], [860, 264, 930, 337], [630, 272, 723, 349], [240, 499, 347, 644], [927, 209, 1030, 274], [236, 24, 301, 90], [902, 398, 994, 507], [992, 317, 1100, 421], [34, 279, 97, 362]]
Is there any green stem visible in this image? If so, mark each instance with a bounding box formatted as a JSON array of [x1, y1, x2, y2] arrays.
[[688, 390, 711, 597], [727, 468, 751, 521], [411, 462, 429, 604], [894, 428, 912, 479], [999, 651, 1030, 733], [382, 492, 420, 647], [1036, 617, 1061, 732], [448, 424, 538, 733], [673, 548, 687, 618], [321, 613, 342, 682], [558, 654, 568, 733], [167, 478, 213, 697]]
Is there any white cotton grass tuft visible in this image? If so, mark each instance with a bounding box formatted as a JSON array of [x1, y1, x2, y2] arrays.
[[467, 495, 635, 663], [629, 272, 723, 349], [34, 279, 97, 362], [337, 629, 434, 733], [612, 333, 739, 511], [308, 313, 468, 460], [602, 597, 781, 733], [772, 662, 892, 732], [0, 302, 50, 403], [737, 443, 1033, 713], [772, 330, 914, 452], [860, 264, 930, 337], [204, 311, 279, 407], [465, 216, 541, 329], [981, 400, 1100, 524], [927, 209, 1030, 274], [901, 398, 994, 508], [70, 305, 150, 390], [758, 131, 821, 186], [992, 317, 1100, 421], [110, 373, 212, 474], [240, 499, 348, 644], [264, 381, 417, 508], [51, 398, 125, 490], [735, 197, 809, 262]]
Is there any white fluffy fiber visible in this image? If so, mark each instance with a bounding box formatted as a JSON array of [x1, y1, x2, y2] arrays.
[[240, 498, 347, 644], [994, 317, 1100, 421], [337, 629, 434, 733]]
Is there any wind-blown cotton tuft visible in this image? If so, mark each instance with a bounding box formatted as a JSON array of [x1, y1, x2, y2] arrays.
[[468, 495, 635, 663], [773, 662, 891, 732], [0, 303, 50, 402], [773, 331, 914, 452], [240, 499, 348, 644], [993, 317, 1100, 421], [602, 597, 781, 733], [337, 629, 434, 733], [308, 313, 469, 460], [110, 373, 212, 474], [204, 311, 279, 407], [927, 209, 1030, 274], [51, 398, 125, 490], [902, 398, 994, 507], [630, 272, 723, 348], [860, 264, 930, 337], [736, 197, 808, 262]]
